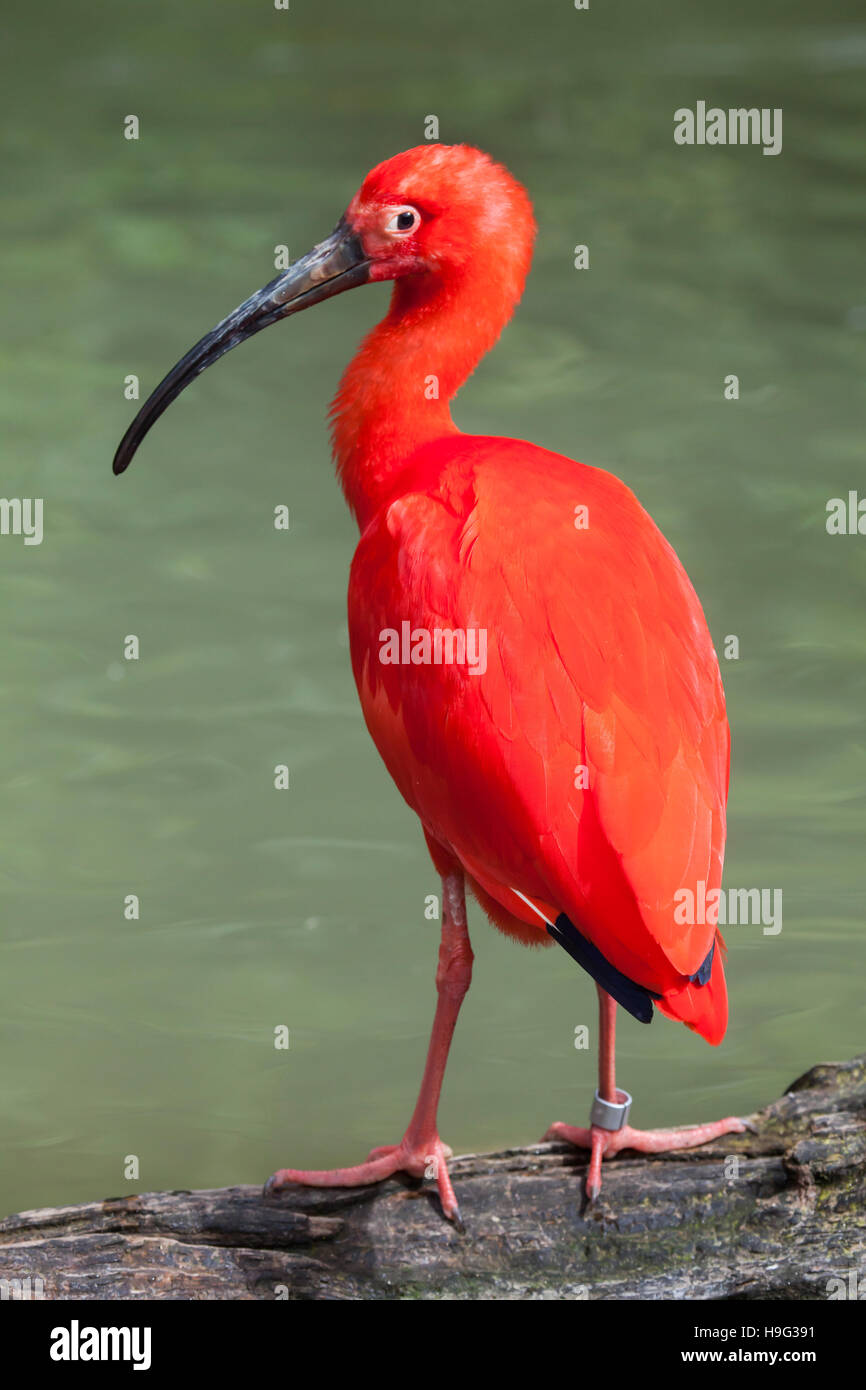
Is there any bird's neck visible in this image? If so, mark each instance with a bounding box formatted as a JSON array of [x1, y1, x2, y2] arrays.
[[330, 271, 508, 529]]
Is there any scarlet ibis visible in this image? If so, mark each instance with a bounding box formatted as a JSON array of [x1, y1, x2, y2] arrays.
[[113, 144, 746, 1222]]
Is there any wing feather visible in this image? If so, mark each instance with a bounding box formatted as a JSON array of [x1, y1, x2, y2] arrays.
[[349, 436, 730, 1031]]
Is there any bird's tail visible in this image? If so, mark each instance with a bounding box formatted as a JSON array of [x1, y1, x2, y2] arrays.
[[656, 931, 729, 1046]]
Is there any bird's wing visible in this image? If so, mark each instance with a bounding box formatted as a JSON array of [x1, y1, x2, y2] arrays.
[[349, 436, 729, 994]]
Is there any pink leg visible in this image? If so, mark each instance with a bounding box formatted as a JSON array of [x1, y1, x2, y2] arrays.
[[544, 985, 746, 1200], [265, 872, 473, 1224]]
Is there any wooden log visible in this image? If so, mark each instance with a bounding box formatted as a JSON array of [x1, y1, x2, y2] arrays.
[[1, 1055, 863, 1300]]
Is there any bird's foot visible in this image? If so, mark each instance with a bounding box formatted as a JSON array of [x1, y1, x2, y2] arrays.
[[264, 1134, 462, 1225], [544, 1115, 747, 1201]]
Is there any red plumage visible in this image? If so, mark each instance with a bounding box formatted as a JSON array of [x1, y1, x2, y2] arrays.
[[347, 435, 730, 1045]]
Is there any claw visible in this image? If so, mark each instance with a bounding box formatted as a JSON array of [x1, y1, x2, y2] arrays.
[[547, 1112, 750, 1202], [263, 1135, 461, 1224]]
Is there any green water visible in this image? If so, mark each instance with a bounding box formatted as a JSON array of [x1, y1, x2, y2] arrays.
[[1, 0, 864, 1218]]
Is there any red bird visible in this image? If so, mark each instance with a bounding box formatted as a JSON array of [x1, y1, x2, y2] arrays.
[[114, 144, 745, 1222]]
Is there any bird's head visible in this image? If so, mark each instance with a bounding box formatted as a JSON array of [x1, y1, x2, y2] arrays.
[[112, 144, 535, 476], [346, 143, 536, 288]]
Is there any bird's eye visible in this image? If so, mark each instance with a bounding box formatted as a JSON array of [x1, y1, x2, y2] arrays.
[[386, 206, 420, 235]]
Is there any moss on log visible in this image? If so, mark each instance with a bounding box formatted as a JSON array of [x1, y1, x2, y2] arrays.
[[1, 1055, 863, 1300]]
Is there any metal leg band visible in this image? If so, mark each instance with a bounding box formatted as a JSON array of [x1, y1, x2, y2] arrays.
[[590, 1087, 632, 1131]]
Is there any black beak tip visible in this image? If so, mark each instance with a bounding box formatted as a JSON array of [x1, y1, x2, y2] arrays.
[[111, 430, 135, 475], [112, 428, 141, 476]]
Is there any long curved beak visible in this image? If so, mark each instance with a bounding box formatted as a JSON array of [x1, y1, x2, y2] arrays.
[[112, 219, 370, 476]]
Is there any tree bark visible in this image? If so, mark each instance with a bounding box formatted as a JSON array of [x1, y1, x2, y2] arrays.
[[1, 1055, 863, 1300]]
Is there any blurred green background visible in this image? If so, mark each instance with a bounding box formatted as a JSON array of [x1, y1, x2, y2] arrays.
[[1, 0, 864, 1218]]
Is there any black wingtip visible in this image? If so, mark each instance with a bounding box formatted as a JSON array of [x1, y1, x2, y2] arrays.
[[689, 940, 715, 985], [547, 915, 658, 1024]]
